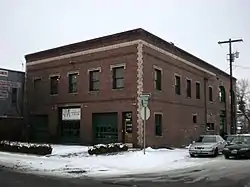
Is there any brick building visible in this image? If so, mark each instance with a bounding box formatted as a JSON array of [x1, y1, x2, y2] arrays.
[[25, 28, 236, 147]]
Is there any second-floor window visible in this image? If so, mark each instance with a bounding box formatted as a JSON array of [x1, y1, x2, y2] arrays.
[[154, 68, 162, 91], [196, 82, 201, 99], [186, 79, 191, 98], [68, 73, 78, 93], [175, 75, 181, 95], [209, 86, 213, 101], [50, 76, 59, 95], [112, 66, 124, 89], [89, 70, 100, 91]]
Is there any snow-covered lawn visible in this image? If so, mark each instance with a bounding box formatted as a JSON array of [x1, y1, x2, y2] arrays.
[[0, 145, 217, 178]]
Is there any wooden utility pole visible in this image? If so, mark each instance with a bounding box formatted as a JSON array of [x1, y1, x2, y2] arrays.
[[218, 38, 243, 134]]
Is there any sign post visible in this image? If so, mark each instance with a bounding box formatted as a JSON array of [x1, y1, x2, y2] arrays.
[[139, 93, 151, 155]]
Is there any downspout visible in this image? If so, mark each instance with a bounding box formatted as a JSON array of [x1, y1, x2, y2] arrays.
[[204, 78, 208, 133]]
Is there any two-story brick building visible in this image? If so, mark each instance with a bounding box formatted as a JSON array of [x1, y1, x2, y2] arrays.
[[25, 28, 236, 147]]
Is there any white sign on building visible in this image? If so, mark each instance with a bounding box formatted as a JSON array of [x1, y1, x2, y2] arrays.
[[0, 70, 8, 77], [62, 108, 81, 121]]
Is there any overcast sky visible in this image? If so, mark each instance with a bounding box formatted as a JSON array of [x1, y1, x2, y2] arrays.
[[0, 0, 249, 79]]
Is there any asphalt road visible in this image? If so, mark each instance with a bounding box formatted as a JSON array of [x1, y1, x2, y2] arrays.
[[1, 156, 250, 187]]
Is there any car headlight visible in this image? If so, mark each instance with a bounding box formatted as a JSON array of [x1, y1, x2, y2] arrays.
[[240, 148, 249, 151]]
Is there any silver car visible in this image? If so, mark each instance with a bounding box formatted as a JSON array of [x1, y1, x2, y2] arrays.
[[189, 135, 227, 157]]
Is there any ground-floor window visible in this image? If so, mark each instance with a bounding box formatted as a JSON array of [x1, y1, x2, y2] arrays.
[[206, 123, 215, 131], [155, 113, 162, 136]]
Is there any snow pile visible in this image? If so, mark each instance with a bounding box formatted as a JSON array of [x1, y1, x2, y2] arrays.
[[0, 141, 51, 148], [0, 145, 215, 177]]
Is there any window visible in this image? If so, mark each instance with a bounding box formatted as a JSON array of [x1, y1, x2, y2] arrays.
[[219, 86, 226, 103], [196, 82, 201, 99], [192, 114, 197, 123], [34, 78, 41, 92], [175, 75, 181, 95], [154, 68, 162, 91], [11, 87, 17, 105], [50, 76, 59, 95], [112, 66, 124, 89], [206, 123, 215, 131], [155, 114, 162, 136], [209, 86, 213, 101], [68, 73, 78, 93], [89, 70, 100, 91], [186, 79, 191, 98]]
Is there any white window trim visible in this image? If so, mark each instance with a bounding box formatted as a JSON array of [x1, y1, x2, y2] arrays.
[[33, 76, 42, 81], [87, 67, 101, 73], [67, 71, 79, 76], [153, 65, 163, 73], [174, 73, 181, 85], [110, 63, 126, 71], [49, 74, 60, 79]]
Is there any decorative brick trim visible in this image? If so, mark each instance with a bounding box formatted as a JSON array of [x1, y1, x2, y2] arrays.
[[26, 39, 216, 77], [136, 42, 144, 147]]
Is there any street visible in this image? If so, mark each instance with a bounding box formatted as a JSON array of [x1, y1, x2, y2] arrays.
[[2, 155, 250, 187]]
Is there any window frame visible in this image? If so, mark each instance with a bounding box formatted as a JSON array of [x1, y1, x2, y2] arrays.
[[154, 113, 163, 136], [50, 75, 59, 95], [195, 81, 201, 99], [154, 67, 162, 91], [174, 74, 181, 95], [206, 123, 215, 131], [112, 66, 125, 89], [192, 114, 197, 124], [186, 78, 192, 98], [89, 69, 100, 91], [208, 86, 213, 102], [68, 72, 78, 93]]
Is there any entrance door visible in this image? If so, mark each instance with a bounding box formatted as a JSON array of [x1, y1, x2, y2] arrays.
[[219, 110, 226, 137], [92, 113, 118, 144], [122, 112, 133, 144], [59, 107, 81, 144]]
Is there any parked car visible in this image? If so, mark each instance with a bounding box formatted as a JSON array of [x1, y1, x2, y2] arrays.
[[189, 135, 227, 157], [225, 135, 238, 143], [222, 134, 250, 159]]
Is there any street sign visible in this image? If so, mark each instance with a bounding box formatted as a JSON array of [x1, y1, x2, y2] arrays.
[[140, 107, 150, 120]]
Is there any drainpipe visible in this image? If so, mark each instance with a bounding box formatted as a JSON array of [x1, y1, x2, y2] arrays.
[[204, 78, 208, 133]]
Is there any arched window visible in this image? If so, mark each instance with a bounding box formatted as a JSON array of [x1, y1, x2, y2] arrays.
[[219, 86, 226, 103]]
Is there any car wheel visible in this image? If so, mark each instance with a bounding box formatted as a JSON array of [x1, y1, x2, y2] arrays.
[[213, 148, 218, 157], [190, 154, 195, 158], [224, 155, 229, 159]]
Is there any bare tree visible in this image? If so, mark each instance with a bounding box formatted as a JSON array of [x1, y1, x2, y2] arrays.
[[236, 79, 250, 132]]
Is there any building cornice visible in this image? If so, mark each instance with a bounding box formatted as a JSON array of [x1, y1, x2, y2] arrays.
[[26, 39, 216, 77]]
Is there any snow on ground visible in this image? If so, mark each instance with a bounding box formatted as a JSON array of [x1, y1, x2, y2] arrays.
[[0, 145, 219, 178]]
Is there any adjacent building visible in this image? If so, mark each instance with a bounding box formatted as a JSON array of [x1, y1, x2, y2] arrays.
[[0, 68, 25, 140], [25, 28, 236, 147]]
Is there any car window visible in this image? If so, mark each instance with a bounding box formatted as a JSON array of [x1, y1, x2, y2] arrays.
[[231, 136, 250, 144], [197, 136, 216, 143]]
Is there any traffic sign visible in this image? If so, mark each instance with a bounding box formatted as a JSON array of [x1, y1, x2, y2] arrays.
[[140, 107, 150, 120]]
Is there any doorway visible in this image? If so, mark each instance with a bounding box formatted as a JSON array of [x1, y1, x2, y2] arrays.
[[122, 112, 133, 144]]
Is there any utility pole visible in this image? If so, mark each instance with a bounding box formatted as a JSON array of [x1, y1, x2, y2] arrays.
[[218, 38, 243, 134]]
